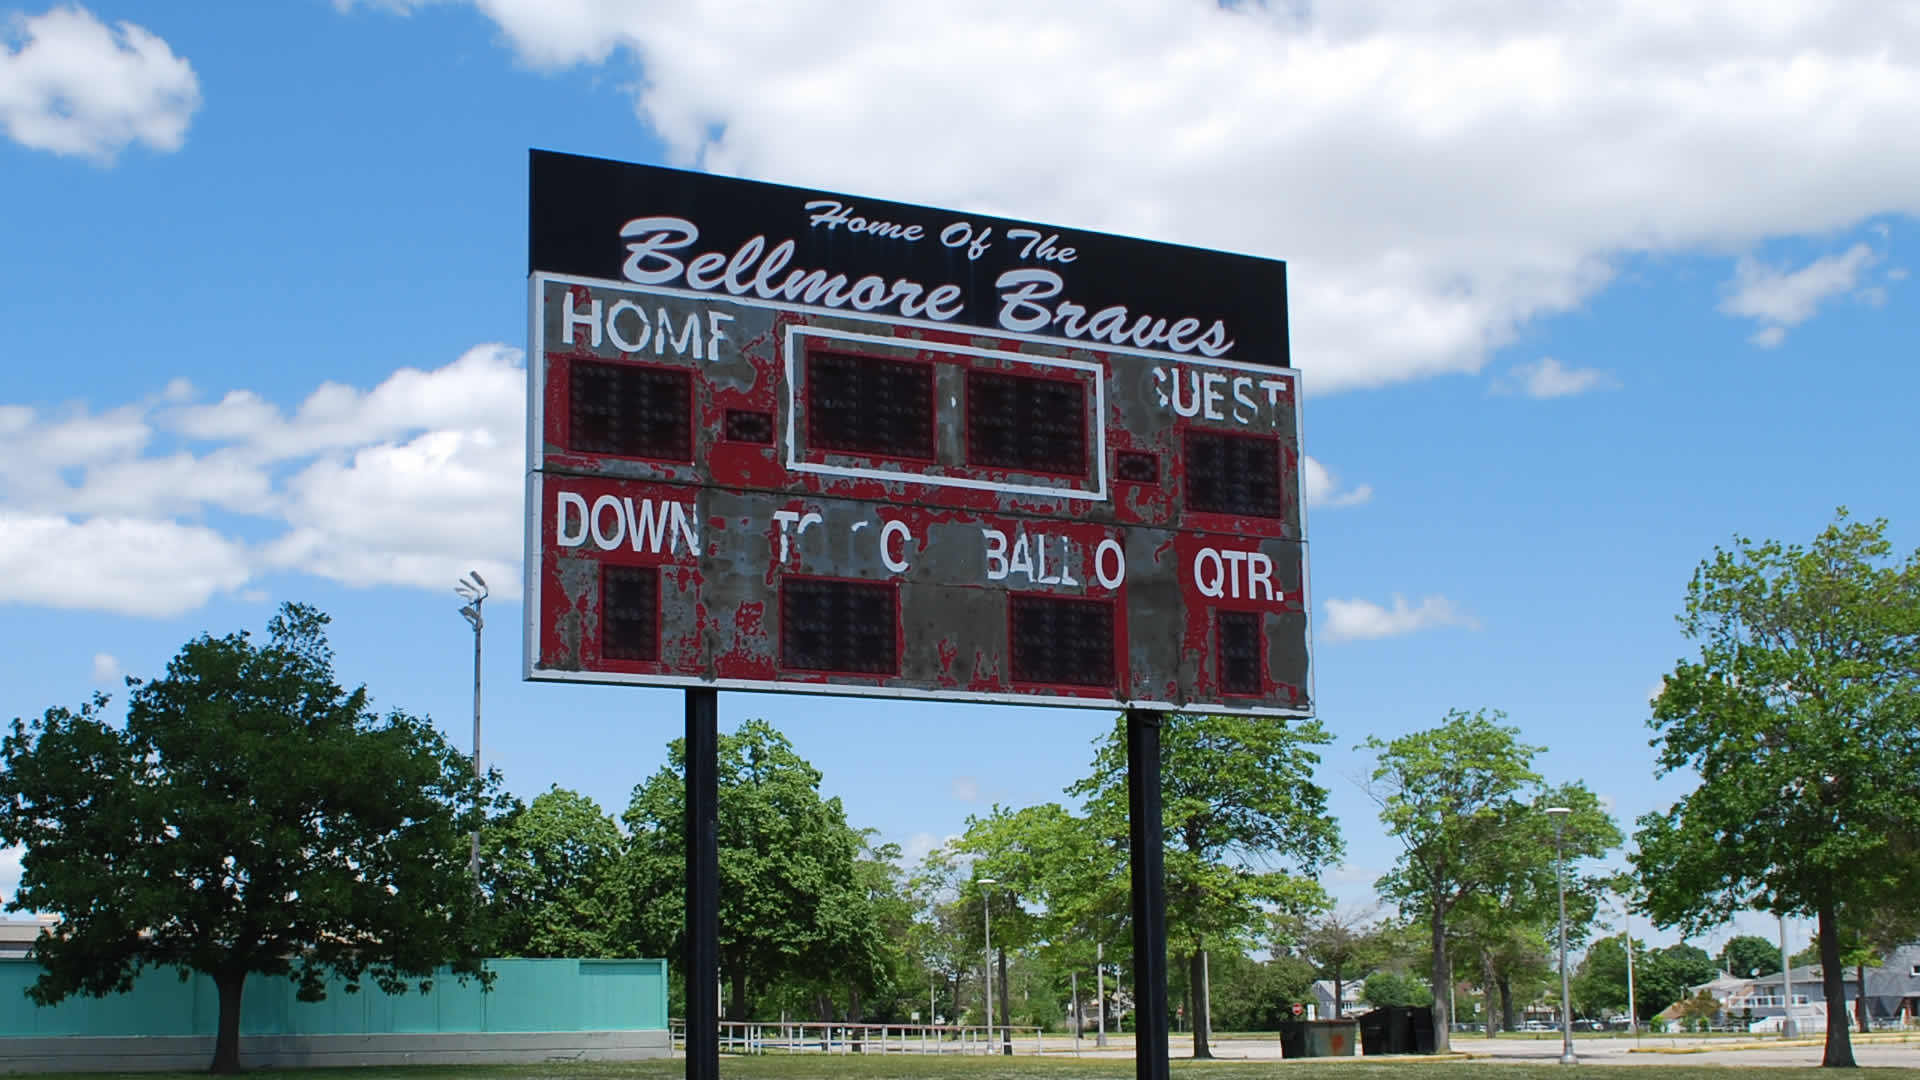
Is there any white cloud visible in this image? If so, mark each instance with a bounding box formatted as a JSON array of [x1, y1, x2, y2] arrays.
[[1720, 243, 1880, 346], [1322, 593, 1480, 642], [1493, 356, 1619, 399], [900, 830, 959, 866], [1302, 457, 1372, 509], [89, 652, 120, 684], [1889, 267, 1911, 281], [355, 1, 1920, 393], [0, 344, 526, 616], [950, 776, 980, 803], [0, 5, 200, 162], [0, 514, 251, 616]]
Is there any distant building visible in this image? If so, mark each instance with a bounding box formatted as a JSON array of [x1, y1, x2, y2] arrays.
[[1309, 978, 1368, 1019], [1680, 944, 1920, 1031], [0, 918, 53, 961]]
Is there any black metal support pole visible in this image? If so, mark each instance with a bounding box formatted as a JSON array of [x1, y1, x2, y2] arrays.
[[685, 689, 720, 1080], [1126, 708, 1170, 1080]]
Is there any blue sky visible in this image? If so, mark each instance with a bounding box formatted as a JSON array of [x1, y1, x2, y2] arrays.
[[4, 1, 1917, 961]]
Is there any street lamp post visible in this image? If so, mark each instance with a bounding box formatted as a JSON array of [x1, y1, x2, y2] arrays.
[[978, 877, 997, 1054], [1620, 897, 1638, 1039], [1547, 806, 1575, 1066], [455, 571, 487, 881]]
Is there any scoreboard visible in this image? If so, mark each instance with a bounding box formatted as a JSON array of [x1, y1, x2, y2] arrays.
[[525, 151, 1311, 716]]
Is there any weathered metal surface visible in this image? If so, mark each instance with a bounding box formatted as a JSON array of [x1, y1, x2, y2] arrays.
[[527, 278, 1310, 715]]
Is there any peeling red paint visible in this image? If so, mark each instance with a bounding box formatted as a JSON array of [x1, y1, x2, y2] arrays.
[[528, 283, 1309, 714]]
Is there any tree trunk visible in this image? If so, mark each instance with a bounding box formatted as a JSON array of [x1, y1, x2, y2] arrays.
[[1499, 975, 1517, 1034], [728, 972, 748, 1023], [1817, 899, 1856, 1068], [1190, 947, 1213, 1058], [1332, 972, 1344, 1020], [1429, 909, 1452, 1053], [1856, 962, 1869, 1035], [210, 968, 245, 1074], [1483, 946, 1499, 1037]]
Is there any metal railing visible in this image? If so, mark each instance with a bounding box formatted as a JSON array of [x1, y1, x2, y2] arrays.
[[670, 1020, 1049, 1055]]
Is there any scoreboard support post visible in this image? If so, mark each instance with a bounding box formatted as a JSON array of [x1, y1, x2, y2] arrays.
[[1126, 709, 1171, 1080], [684, 688, 720, 1080]]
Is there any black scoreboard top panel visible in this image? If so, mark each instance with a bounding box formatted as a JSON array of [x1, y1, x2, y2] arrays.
[[525, 150, 1312, 717]]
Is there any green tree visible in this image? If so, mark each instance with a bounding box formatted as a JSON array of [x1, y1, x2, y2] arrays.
[[621, 718, 885, 1021], [483, 786, 628, 957], [1717, 934, 1782, 979], [0, 603, 499, 1073], [1636, 943, 1717, 1021], [1572, 932, 1641, 1019], [1069, 712, 1341, 1058], [1204, 947, 1315, 1031], [1364, 709, 1619, 1051], [954, 803, 1100, 1042], [1362, 970, 1434, 1008], [1632, 509, 1920, 1068]]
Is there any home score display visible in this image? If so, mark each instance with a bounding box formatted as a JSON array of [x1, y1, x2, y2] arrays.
[[524, 150, 1312, 716]]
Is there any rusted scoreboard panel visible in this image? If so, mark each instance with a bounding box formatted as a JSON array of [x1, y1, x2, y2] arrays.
[[525, 151, 1311, 716]]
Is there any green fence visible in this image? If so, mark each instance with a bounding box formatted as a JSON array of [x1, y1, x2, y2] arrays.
[[0, 958, 666, 1039]]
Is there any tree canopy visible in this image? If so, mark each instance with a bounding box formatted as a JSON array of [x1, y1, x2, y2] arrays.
[[0, 603, 500, 1073], [1365, 708, 1619, 1051], [482, 786, 629, 958], [1632, 509, 1920, 1067], [1070, 712, 1341, 1057], [1717, 934, 1782, 979], [620, 717, 891, 1021]]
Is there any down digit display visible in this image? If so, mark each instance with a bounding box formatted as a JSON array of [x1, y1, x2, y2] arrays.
[[600, 565, 660, 662], [966, 370, 1087, 476], [806, 350, 934, 460], [1184, 430, 1283, 518]]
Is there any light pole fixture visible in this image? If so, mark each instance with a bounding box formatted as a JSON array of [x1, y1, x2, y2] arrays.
[[1546, 806, 1575, 1066], [977, 877, 997, 1054], [1616, 891, 1639, 1039], [455, 571, 487, 881]]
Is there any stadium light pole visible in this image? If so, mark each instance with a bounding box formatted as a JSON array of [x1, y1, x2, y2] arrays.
[[455, 571, 487, 881], [1547, 806, 1575, 1066], [978, 877, 997, 1054]]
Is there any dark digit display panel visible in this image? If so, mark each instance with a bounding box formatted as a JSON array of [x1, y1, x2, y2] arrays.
[[1184, 430, 1283, 518], [780, 578, 898, 675], [966, 370, 1087, 476], [601, 565, 660, 661], [805, 350, 934, 460], [1009, 594, 1115, 687], [1216, 610, 1262, 695], [569, 360, 693, 461]]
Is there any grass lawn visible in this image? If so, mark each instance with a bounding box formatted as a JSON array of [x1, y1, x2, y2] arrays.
[[40, 1058, 1920, 1080]]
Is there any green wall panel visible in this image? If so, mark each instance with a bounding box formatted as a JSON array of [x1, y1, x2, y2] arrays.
[[0, 958, 666, 1039]]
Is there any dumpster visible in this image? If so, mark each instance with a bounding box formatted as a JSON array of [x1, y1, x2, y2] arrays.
[[1357, 1006, 1437, 1055], [1291, 1019, 1358, 1057], [1276, 1020, 1306, 1059], [1407, 1005, 1436, 1053], [1357, 1009, 1388, 1056]]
